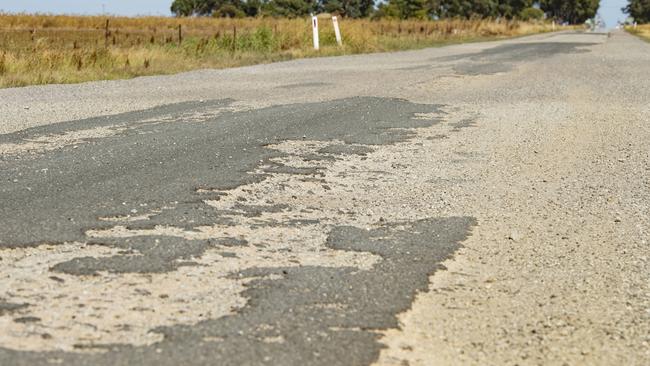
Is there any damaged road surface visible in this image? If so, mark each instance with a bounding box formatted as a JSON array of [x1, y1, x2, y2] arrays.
[[1, 32, 649, 365], [0, 97, 475, 364]]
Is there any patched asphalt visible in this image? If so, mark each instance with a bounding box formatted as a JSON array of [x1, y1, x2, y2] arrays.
[[0, 94, 475, 365], [0, 218, 474, 365], [0, 97, 443, 248]]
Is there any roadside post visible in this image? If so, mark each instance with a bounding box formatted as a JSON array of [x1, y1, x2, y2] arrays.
[[332, 16, 342, 46], [312, 15, 319, 50]]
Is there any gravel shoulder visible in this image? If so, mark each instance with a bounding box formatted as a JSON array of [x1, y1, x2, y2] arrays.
[[376, 31, 650, 365]]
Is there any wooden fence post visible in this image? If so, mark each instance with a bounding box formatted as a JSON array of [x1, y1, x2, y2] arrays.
[[104, 19, 110, 47], [178, 24, 182, 45], [232, 25, 237, 53]]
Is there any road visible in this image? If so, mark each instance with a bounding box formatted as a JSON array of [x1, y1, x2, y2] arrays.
[[0, 31, 648, 365]]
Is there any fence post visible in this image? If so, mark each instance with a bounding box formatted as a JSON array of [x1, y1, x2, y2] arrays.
[[332, 16, 342, 46], [312, 16, 319, 50], [178, 24, 182, 45], [104, 19, 110, 47], [232, 25, 237, 53]]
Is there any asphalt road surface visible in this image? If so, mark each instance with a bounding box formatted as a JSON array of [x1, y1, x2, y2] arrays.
[[0, 31, 649, 365]]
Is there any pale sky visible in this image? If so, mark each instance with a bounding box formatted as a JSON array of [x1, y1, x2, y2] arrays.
[[0, 0, 172, 16], [0, 0, 631, 27]]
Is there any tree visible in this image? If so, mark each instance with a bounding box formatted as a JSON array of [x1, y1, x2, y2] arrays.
[[540, 0, 600, 24], [171, 0, 218, 16], [262, 0, 319, 17], [171, 0, 261, 17], [519, 7, 544, 20], [497, 0, 534, 18], [214, 3, 247, 17], [171, 0, 548, 19], [624, 0, 650, 23], [380, 0, 429, 19], [241, 0, 262, 16], [428, 0, 499, 19], [322, 0, 375, 18], [359, 0, 375, 17]]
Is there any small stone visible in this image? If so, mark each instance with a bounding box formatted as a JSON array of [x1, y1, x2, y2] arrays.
[[14, 316, 41, 323], [49, 276, 65, 283], [508, 230, 524, 242]]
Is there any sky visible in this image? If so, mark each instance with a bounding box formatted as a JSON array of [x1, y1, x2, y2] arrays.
[[0, 0, 632, 27], [0, 1, 172, 17]]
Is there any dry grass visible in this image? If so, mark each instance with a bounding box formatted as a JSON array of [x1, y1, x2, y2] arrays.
[[0, 13, 558, 88], [627, 24, 650, 41]]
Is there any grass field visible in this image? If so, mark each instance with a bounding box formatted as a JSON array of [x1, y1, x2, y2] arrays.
[[627, 24, 650, 41], [0, 14, 559, 88]]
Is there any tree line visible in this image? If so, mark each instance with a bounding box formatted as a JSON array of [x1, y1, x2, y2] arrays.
[[625, 0, 650, 23], [171, 0, 602, 24]]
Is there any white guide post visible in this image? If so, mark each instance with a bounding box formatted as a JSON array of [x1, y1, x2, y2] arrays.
[[312, 16, 320, 50], [332, 16, 343, 46]]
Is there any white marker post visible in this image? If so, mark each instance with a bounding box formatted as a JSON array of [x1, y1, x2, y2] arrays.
[[312, 16, 319, 50], [552, 21, 556, 31], [332, 16, 343, 46]]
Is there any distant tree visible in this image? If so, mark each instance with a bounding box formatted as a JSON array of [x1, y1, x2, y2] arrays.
[[540, 0, 600, 24], [214, 3, 247, 17], [262, 0, 319, 17], [171, 0, 549, 19], [430, 0, 499, 19], [322, 0, 375, 18], [497, 0, 534, 18], [375, 0, 536, 19], [171, 0, 193, 16], [624, 0, 650, 23], [519, 6, 544, 20], [172, 0, 262, 17], [171, 0, 217, 16], [379, 0, 429, 19], [241, 0, 263, 16], [359, 0, 375, 17]]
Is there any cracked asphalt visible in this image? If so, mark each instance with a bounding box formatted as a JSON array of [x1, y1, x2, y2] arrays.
[[0, 31, 649, 365]]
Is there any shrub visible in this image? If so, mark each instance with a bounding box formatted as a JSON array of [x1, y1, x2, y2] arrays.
[[214, 5, 247, 18], [520, 7, 544, 21]]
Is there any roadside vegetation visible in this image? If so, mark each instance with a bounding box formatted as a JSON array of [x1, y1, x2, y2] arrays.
[[0, 14, 561, 88], [624, 0, 650, 23], [627, 24, 650, 40], [624, 1, 650, 41]]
